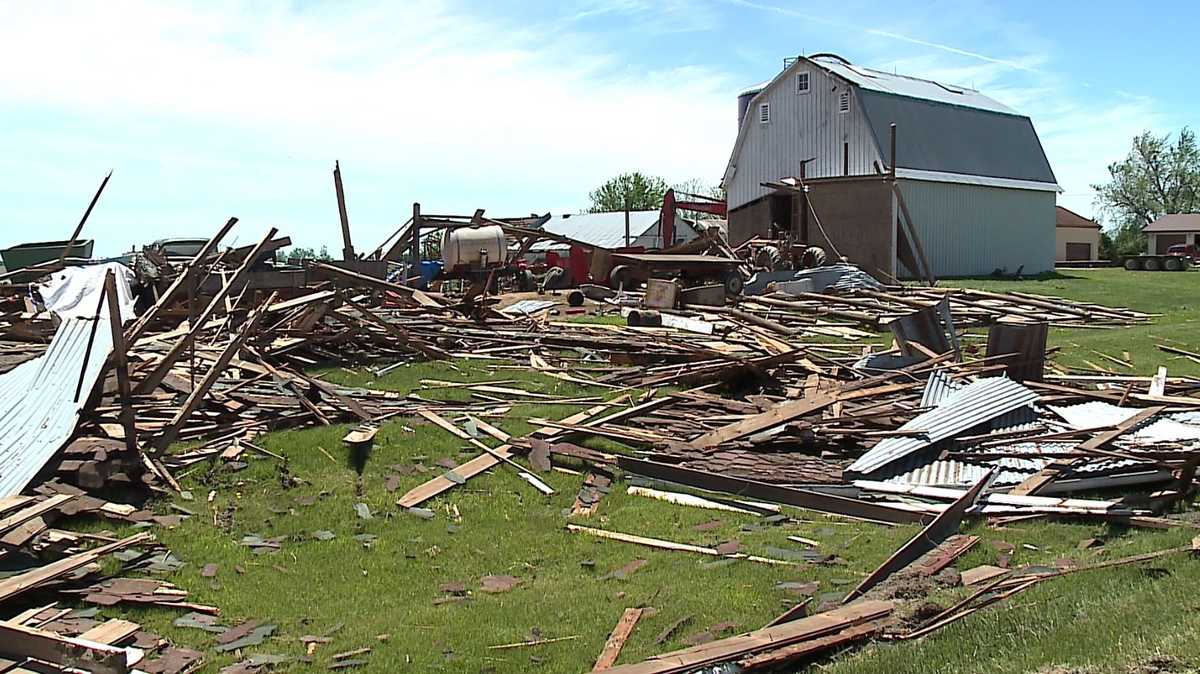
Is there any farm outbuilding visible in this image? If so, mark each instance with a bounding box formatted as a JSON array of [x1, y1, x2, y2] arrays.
[[1144, 214, 1200, 254], [1055, 206, 1102, 261], [722, 53, 1060, 279]]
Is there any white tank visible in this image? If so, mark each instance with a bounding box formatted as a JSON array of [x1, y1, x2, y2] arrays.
[[442, 225, 506, 269]]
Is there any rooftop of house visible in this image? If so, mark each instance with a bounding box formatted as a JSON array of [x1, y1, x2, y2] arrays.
[[1056, 206, 1100, 229], [1145, 213, 1200, 233]]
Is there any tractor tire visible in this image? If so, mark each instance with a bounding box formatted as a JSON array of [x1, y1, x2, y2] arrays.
[[1165, 256, 1184, 272], [1124, 258, 1141, 271], [800, 246, 828, 269], [754, 245, 782, 271], [543, 266, 569, 290], [723, 271, 745, 296], [516, 269, 536, 292], [1144, 257, 1162, 272], [609, 265, 633, 290]]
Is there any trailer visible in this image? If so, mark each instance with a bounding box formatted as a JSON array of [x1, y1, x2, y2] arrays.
[[605, 252, 746, 295], [1122, 253, 1192, 271]]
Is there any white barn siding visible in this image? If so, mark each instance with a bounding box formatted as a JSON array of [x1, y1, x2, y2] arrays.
[[727, 66, 881, 210], [898, 180, 1055, 278]]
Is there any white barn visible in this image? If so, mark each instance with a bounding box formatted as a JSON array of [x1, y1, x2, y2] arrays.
[[723, 53, 1060, 278]]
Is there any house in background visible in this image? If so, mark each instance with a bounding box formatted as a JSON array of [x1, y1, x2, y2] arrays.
[[723, 53, 1060, 279], [1144, 214, 1200, 254], [1055, 206, 1102, 261]]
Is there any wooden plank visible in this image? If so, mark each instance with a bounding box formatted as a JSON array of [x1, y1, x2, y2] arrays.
[[78, 619, 141, 645], [691, 382, 911, 448], [602, 601, 894, 674], [843, 470, 995, 603], [150, 295, 274, 452], [0, 495, 72, 537], [397, 402, 615, 509], [103, 271, 138, 453], [0, 620, 133, 674], [339, 294, 449, 360], [566, 525, 795, 566], [594, 608, 645, 671], [0, 533, 153, 604]]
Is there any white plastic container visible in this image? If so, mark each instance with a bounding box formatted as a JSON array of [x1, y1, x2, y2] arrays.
[[442, 225, 506, 270]]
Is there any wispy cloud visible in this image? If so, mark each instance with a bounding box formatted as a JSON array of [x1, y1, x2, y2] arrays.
[[0, 1, 735, 253]]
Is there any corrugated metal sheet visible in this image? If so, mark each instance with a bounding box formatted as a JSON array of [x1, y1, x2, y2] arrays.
[[920, 370, 962, 407], [847, 377, 1038, 476], [0, 316, 113, 497], [530, 212, 697, 251], [858, 89, 1056, 185], [1049, 401, 1200, 444], [897, 178, 1056, 278], [726, 65, 881, 209]]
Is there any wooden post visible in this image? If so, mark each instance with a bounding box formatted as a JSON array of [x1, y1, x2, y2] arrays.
[[56, 170, 112, 268], [798, 162, 810, 248], [333, 161, 356, 261], [102, 270, 138, 453], [623, 197, 631, 248], [410, 202, 422, 284]]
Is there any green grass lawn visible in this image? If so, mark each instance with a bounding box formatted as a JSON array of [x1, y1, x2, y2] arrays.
[[85, 268, 1200, 673], [947, 268, 1200, 377]]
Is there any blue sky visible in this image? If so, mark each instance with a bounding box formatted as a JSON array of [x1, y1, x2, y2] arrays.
[[1, 0, 1195, 257]]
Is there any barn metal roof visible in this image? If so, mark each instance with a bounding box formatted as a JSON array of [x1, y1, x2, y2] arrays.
[[859, 89, 1058, 185], [0, 315, 113, 497], [530, 212, 696, 251], [731, 54, 1058, 188]]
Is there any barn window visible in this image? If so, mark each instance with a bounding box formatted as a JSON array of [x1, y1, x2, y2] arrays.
[[838, 91, 850, 114], [759, 103, 770, 123], [796, 72, 810, 94]]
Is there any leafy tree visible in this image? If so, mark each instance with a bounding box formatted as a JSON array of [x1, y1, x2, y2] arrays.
[[1093, 128, 1200, 257], [285, 245, 332, 261], [587, 172, 669, 212], [671, 178, 724, 200]]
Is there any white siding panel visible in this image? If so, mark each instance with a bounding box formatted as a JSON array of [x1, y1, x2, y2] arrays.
[[728, 67, 882, 210], [898, 180, 1055, 278]]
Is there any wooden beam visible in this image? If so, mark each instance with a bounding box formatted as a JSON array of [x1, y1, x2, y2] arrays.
[[594, 608, 644, 671], [102, 271, 138, 453], [150, 295, 274, 452], [125, 217, 237, 345], [0, 620, 133, 674], [134, 226, 277, 394], [333, 161, 356, 261], [0, 533, 152, 604]]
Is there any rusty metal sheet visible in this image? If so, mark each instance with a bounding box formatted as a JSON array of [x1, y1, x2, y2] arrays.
[[0, 316, 113, 497]]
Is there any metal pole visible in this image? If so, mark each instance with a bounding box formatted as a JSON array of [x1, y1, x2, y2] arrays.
[[624, 197, 631, 248], [411, 202, 422, 287], [889, 123, 897, 181]]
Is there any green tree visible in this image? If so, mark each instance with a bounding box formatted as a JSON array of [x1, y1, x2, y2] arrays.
[[587, 172, 669, 212], [285, 245, 332, 261], [1093, 128, 1200, 257], [671, 178, 724, 200]]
